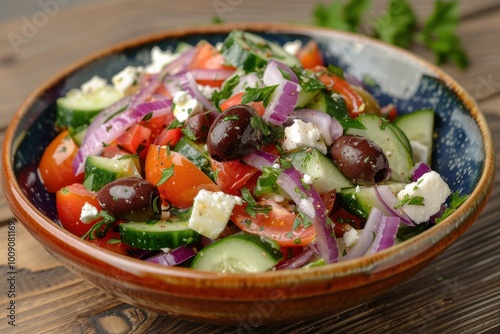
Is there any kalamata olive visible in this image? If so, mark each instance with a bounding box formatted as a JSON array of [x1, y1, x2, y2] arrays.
[[97, 177, 161, 221], [330, 135, 391, 185], [185, 113, 212, 142], [207, 104, 262, 162]]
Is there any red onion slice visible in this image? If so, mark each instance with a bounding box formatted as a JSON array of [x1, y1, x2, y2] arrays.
[[263, 60, 299, 85], [374, 185, 414, 226], [159, 47, 196, 76], [276, 247, 316, 270], [190, 68, 235, 82], [179, 71, 214, 110], [145, 246, 197, 266], [263, 80, 300, 126], [411, 162, 432, 182], [365, 215, 400, 255]]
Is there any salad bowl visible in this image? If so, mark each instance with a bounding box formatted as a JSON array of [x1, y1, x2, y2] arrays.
[[1, 23, 494, 325]]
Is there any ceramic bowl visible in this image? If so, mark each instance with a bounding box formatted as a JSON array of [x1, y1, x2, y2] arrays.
[[1, 23, 495, 325]]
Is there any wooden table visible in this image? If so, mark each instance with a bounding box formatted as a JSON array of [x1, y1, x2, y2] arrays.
[[1, 1, 499, 333]]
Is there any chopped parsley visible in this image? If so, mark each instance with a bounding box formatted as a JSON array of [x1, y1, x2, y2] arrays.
[[394, 194, 425, 209], [240, 187, 272, 218], [241, 84, 279, 107], [211, 75, 240, 112], [434, 191, 469, 223], [156, 166, 174, 186]]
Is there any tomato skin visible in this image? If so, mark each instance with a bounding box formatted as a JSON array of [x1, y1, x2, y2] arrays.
[[145, 145, 220, 208], [297, 40, 324, 69], [115, 124, 152, 159], [189, 41, 235, 87], [210, 158, 260, 196], [38, 130, 83, 193], [155, 127, 183, 147], [220, 92, 266, 116], [231, 200, 316, 247], [87, 229, 130, 256], [56, 183, 102, 237]]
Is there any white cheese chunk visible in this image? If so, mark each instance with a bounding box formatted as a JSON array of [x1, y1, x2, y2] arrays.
[[81, 75, 107, 94], [397, 171, 451, 224], [172, 90, 203, 122], [79, 202, 99, 224], [145, 46, 180, 74], [282, 119, 327, 154], [188, 190, 243, 239], [198, 84, 217, 99], [343, 228, 360, 248], [112, 66, 143, 94], [283, 40, 302, 55]]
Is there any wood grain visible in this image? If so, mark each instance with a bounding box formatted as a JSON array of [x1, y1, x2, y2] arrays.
[[0, 1, 499, 333]]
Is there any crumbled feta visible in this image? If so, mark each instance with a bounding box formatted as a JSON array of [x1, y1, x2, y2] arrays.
[[397, 171, 451, 224], [410, 141, 429, 164], [283, 40, 302, 55], [302, 173, 313, 185], [282, 119, 327, 154], [80, 202, 99, 224], [172, 90, 203, 122], [188, 190, 243, 239], [112, 66, 143, 94], [343, 227, 360, 248], [145, 46, 180, 74], [81, 75, 107, 94], [198, 84, 216, 99]]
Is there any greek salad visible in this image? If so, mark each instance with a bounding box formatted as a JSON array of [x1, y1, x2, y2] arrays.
[[38, 30, 467, 273]]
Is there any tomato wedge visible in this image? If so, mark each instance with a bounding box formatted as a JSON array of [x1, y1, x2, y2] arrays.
[[231, 200, 316, 247], [38, 130, 84, 193], [87, 229, 130, 256], [189, 41, 235, 87], [296, 40, 324, 69], [56, 183, 101, 237], [220, 92, 266, 116], [115, 124, 152, 159], [210, 158, 260, 196], [145, 144, 220, 208]]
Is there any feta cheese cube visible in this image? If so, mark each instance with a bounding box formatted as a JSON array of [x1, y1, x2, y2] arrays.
[[282, 119, 327, 154], [81, 76, 107, 94], [283, 40, 302, 55], [145, 46, 180, 74], [397, 171, 451, 224], [80, 202, 99, 224], [172, 90, 203, 122], [188, 190, 242, 239], [112, 66, 143, 94], [343, 227, 360, 248]]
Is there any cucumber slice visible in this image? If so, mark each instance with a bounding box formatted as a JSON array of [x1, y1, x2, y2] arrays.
[[119, 218, 200, 250], [338, 183, 406, 218], [345, 114, 414, 182], [83, 155, 141, 191], [287, 149, 353, 193], [221, 30, 300, 72], [394, 109, 435, 165], [56, 86, 123, 128], [304, 90, 349, 119], [174, 136, 213, 180], [191, 232, 283, 273], [68, 126, 87, 147]]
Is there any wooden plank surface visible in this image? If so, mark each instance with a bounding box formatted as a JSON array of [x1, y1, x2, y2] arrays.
[[0, 1, 499, 333]]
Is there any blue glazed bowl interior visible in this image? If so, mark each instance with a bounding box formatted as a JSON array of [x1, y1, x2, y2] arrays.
[[12, 29, 484, 226]]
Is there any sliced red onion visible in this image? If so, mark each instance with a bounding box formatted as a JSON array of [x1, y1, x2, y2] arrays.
[[190, 68, 235, 82], [276, 247, 316, 270], [179, 71, 214, 110], [263, 60, 298, 85], [287, 109, 343, 146], [341, 207, 384, 261], [243, 150, 339, 263], [129, 74, 162, 109], [411, 162, 432, 182], [263, 80, 300, 126], [73, 98, 172, 175], [145, 246, 197, 266], [231, 73, 263, 95], [365, 215, 400, 255], [159, 47, 196, 76], [374, 185, 414, 226]]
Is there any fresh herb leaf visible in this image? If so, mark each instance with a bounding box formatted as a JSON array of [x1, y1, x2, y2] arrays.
[[278, 67, 292, 81], [293, 210, 314, 231], [156, 166, 174, 186], [434, 191, 468, 223], [169, 207, 193, 220], [292, 67, 326, 92], [394, 194, 425, 209], [81, 210, 116, 241], [240, 187, 272, 218], [313, 0, 370, 31], [254, 166, 282, 197], [241, 84, 279, 107], [250, 115, 285, 145], [327, 64, 345, 79], [211, 75, 240, 112], [372, 0, 418, 49]]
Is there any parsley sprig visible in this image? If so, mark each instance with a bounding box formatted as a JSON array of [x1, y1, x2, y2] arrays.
[[313, 0, 469, 69], [240, 187, 272, 218], [434, 191, 468, 223]]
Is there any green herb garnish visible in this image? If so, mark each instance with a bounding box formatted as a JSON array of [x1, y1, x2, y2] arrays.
[[241, 84, 279, 107], [156, 166, 174, 186], [434, 191, 468, 223]]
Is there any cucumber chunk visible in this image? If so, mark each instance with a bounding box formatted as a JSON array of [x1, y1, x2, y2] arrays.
[[394, 109, 435, 165], [346, 114, 414, 182], [338, 183, 406, 218], [287, 149, 353, 193], [119, 218, 200, 250], [83, 155, 141, 191], [191, 232, 283, 273], [221, 30, 300, 72], [56, 86, 123, 128]]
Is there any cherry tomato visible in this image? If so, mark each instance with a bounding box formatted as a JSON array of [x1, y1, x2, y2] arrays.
[[87, 229, 130, 256], [220, 92, 266, 116], [38, 130, 83, 193], [145, 144, 220, 208], [231, 200, 317, 247], [296, 40, 324, 69], [56, 183, 102, 237]]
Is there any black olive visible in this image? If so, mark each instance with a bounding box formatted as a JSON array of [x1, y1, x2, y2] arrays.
[[97, 177, 161, 221], [331, 135, 391, 185], [185, 113, 212, 142], [207, 104, 262, 162]]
